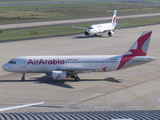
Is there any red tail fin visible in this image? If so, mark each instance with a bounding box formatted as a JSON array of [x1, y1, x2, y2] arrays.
[[117, 31, 152, 70], [124, 31, 152, 56]]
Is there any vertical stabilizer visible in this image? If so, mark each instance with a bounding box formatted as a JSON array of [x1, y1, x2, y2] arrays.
[[124, 31, 152, 56], [111, 10, 117, 25], [117, 31, 152, 70]]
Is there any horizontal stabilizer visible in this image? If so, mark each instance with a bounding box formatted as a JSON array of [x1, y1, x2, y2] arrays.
[[134, 57, 155, 62]]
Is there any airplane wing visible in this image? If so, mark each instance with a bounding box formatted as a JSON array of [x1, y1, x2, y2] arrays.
[[117, 23, 128, 26], [72, 25, 88, 30], [0, 102, 44, 112], [56, 67, 97, 73]]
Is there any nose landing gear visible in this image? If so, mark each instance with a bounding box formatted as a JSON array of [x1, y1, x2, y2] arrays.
[[21, 73, 25, 81]]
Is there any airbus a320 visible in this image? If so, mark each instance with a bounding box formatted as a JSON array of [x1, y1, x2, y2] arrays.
[[2, 31, 154, 81], [72, 10, 117, 37]]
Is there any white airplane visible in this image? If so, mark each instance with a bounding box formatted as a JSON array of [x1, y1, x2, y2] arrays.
[[2, 31, 154, 81], [72, 10, 117, 37], [0, 102, 44, 112]]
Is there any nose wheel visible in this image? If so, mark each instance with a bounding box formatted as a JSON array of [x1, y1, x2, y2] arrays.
[[21, 73, 25, 81]]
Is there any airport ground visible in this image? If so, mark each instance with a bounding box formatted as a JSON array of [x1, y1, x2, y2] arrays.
[[0, 24, 160, 112]]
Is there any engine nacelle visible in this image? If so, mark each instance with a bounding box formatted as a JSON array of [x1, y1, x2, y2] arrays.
[[84, 31, 90, 35], [51, 71, 67, 80], [108, 30, 114, 37]]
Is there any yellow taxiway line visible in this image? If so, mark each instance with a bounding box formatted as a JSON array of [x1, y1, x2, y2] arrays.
[[113, 82, 159, 110]]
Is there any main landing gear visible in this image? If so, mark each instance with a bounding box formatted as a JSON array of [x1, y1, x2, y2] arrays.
[[21, 73, 25, 81], [92, 34, 97, 38], [108, 34, 112, 37], [75, 77, 80, 82], [71, 74, 80, 82]]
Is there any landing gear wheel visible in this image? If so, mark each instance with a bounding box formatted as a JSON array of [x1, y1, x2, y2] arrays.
[[94, 34, 97, 37], [21, 77, 25, 81], [108, 34, 112, 37], [75, 77, 80, 82], [21, 73, 25, 81], [108, 32, 112, 37]]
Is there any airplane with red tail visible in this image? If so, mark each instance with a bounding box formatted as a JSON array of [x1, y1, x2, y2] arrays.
[[2, 31, 154, 81]]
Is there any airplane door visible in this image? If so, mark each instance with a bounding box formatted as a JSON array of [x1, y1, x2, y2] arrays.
[[21, 58, 26, 68]]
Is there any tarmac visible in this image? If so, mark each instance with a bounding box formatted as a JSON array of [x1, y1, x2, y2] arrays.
[[0, 24, 160, 112], [0, 12, 160, 30]]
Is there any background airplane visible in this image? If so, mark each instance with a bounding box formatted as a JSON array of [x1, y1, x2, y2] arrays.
[[0, 102, 44, 112], [2, 31, 154, 81], [72, 10, 117, 37]]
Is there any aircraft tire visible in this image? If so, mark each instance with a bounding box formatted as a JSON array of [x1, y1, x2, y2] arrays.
[[75, 77, 80, 82], [21, 77, 25, 81], [94, 34, 97, 37]]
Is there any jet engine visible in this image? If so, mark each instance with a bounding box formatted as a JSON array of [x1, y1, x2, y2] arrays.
[[51, 71, 67, 80], [84, 31, 90, 36], [108, 30, 114, 37]]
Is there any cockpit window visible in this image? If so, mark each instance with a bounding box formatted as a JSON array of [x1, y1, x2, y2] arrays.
[[8, 61, 11, 63], [8, 61, 16, 64], [89, 27, 93, 29]]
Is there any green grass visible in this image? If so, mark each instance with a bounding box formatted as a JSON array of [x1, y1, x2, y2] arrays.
[[0, 0, 90, 4], [1, 0, 160, 4], [145, 0, 160, 3], [0, 16, 160, 41], [0, 2, 160, 24]]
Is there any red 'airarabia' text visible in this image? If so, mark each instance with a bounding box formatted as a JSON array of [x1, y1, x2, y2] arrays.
[[28, 59, 65, 65]]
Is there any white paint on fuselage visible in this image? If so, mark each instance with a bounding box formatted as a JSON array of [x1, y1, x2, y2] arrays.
[[3, 55, 120, 73], [87, 23, 114, 35], [2, 55, 154, 74]]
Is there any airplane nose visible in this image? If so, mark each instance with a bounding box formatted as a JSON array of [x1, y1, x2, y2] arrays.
[[2, 64, 9, 71]]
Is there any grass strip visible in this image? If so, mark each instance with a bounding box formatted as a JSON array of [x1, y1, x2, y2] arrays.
[[0, 2, 160, 24], [145, 0, 160, 3], [0, 16, 160, 41], [0, 0, 89, 4]]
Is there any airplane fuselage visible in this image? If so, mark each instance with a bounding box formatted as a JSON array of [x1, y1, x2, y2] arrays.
[[3, 55, 154, 74], [87, 23, 115, 35], [73, 10, 117, 37]]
